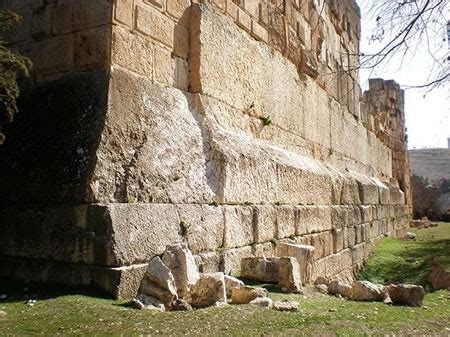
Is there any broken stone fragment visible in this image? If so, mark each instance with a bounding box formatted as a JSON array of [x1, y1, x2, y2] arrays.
[[275, 243, 315, 285], [190, 272, 227, 308], [273, 300, 299, 312], [387, 284, 425, 307], [241, 257, 280, 283], [162, 243, 200, 300], [327, 280, 353, 299], [230, 286, 268, 304], [428, 265, 450, 291], [249, 297, 273, 308], [138, 256, 178, 305], [278, 257, 302, 293], [168, 299, 193, 311], [133, 294, 165, 311], [224, 275, 245, 298], [351, 281, 388, 302], [315, 284, 328, 294]]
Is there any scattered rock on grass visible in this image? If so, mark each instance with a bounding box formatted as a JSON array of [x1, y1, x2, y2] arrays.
[[387, 284, 425, 307], [190, 272, 226, 308], [231, 286, 268, 304], [328, 280, 353, 299], [273, 300, 299, 312], [429, 265, 450, 291], [278, 257, 302, 294], [249, 297, 273, 308], [0, 310, 6, 317], [138, 256, 178, 305], [169, 299, 193, 311], [162, 243, 200, 300], [351, 281, 388, 302], [133, 294, 165, 311], [406, 232, 417, 240], [224, 275, 244, 298], [315, 284, 328, 294]]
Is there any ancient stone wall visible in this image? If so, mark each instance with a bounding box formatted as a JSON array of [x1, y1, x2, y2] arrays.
[[0, 0, 411, 298]]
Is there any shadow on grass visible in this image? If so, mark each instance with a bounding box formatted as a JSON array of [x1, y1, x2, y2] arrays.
[[0, 278, 113, 304]]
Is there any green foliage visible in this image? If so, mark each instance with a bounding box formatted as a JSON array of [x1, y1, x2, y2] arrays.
[[0, 10, 32, 144], [259, 115, 272, 126], [180, 220, 190, 237]]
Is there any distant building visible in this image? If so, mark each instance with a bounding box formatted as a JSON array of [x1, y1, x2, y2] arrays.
[[409, 148, 450, 183]]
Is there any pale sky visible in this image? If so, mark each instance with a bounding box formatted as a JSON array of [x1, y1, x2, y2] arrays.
[[357, 0, 449, 149]]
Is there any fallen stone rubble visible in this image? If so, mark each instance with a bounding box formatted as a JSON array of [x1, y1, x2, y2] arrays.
[[319, 279, 425, 307], [133, 243, 301, 312], [133, 243, 426, 312]]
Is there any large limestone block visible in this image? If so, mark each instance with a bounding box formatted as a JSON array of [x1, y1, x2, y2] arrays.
[[231, 286, 268, 304], [275, 243, 315, 285], [138, 257, 178, 304], [91, 68, 217, 204], [162, 243, 200, 299], [276, 206, 296, 239], [352, 281, 388, 302], [190, 3, 305, 139], [223, 206, 254, 248], [278, 257, 302, 293], [176, 204, 224, 253], [220, 246, 253, 275], [224, 275, 245, 298], [296, 206, 332, 235], [190, 272, 227, 307], [349, 171, 379, 205], [107, 204, 182, 266], [241, 257, 280, 283], [387, 284, 424, 307], [253, 205, 277, 243], [209, 126, 334, 205]]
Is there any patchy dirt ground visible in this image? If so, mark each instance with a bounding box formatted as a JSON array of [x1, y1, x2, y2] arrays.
[[0, 223, 449, 336]]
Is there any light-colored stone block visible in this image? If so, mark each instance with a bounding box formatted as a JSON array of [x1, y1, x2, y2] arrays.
[[135, 4, 175, 48], [223, 205, 254, 248]]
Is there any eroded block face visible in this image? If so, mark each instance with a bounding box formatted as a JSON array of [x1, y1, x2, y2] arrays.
[[0, 1, 411, 298]]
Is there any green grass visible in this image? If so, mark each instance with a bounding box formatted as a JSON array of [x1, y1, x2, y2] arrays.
[[358, 222, 450, 288], [0, 223, 449, 336]]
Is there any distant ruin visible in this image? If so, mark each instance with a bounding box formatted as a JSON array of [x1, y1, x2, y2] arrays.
[[0, 0, 411, 298]]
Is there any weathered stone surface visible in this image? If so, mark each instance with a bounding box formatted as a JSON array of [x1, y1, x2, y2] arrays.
[[352, 281, 387, 302], [168, 299, 193, 311], [327, 280, 353, 299], [250, 296, 273, 308], [429, 265, 450, 290], [315, 284, 328, 294], [162, 244, 200, 299], [241, 257, 279, 283], [177, 204, 224, 253], [223, 206, 253, 248], [138, 257, 178, 305], [231, 286, 268, 304], [0, 0, 412, 300], [387, 284, 425, 307], [194, 252, 220, 273], [278, 257, 302, 293], [220, 246, 253, 275], [275, 243, 315, 285], [253, 205, 277, 243], [273, 301, 299, 312], [133, 293, 165, 311], [224, 275, 245, 298], [190, 272, 227, 307]]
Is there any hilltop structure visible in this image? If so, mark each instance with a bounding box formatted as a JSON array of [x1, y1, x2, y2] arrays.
[[0, 0, 411, 298]]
